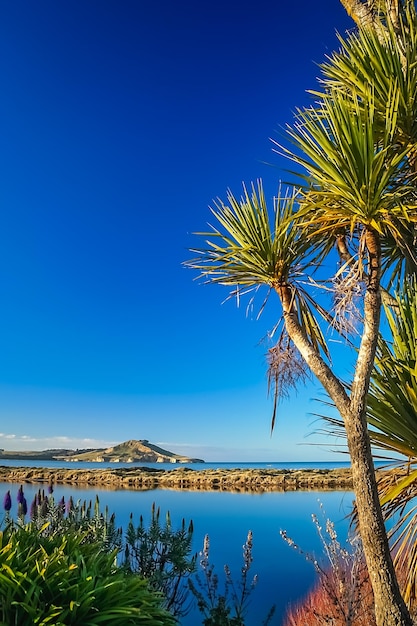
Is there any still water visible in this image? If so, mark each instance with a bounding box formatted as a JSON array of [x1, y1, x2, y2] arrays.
[[0, 477, 355, 626]]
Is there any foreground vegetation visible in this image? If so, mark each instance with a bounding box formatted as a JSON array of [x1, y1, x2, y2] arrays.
[[0, 525, 173, 626], [1, 489, 177, 626], [1, 485, 273, 626], [3, 478, 417, 626]]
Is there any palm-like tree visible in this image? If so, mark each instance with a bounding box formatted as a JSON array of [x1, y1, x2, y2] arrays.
[[187, 4, 417, 626], [279, 15, 417, 624]]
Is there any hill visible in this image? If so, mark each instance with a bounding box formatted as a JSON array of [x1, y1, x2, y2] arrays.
[[0, 440, 203, 464]]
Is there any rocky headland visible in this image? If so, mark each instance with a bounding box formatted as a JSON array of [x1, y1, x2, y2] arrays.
[[0, 439, 204, 464], [0, 465, 361, 492]]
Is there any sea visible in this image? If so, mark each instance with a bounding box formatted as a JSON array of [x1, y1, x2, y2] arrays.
[[0, 460, 358, 625], [0, 458, 354, 470]]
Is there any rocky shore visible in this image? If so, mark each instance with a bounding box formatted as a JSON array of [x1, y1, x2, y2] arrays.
[[0, 465, 360, 492]]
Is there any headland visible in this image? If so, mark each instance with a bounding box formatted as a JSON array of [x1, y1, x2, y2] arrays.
[[0, 439, 203, 464]]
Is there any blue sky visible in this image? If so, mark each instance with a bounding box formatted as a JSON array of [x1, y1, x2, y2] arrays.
[[0, 1, 354, 461]]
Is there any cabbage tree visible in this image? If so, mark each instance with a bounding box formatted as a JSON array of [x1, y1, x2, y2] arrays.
[[186, 5, 417, 624]]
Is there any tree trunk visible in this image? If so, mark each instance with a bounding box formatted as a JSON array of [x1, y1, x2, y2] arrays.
[[339, 0, 402, 34], [346, 229, 411, 626], [343, 406, 411, 626], [339, 0, 377, 29], [275, 230, 412, 626]]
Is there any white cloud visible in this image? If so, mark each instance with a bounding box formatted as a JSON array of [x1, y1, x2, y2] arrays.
[[0, 433, 116, 451]]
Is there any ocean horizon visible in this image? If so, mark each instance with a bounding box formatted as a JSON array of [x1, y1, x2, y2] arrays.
[[0, 458, 356, 471]]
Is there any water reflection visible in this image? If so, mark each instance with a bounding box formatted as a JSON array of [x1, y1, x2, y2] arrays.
[[0, 482, 354, 625]]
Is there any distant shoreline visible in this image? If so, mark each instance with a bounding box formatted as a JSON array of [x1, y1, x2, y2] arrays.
[[0, 465, 362, 492]]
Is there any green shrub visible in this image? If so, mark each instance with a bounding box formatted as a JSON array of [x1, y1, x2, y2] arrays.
[[30, 491, 196, 617], [5, 487, 195, 620], [0, 524, 175, 625], [29, 489, 122, 554], [123, 502, 196, 617]]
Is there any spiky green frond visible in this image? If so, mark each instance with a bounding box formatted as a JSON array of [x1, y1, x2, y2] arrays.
[[313, 3, 417, 288], [321, 280, 417, 457], [187, 181, 311, 287], [320, 2, 417, 147], [381, 221, 417, 288], [276, 18, 417, 289], [186, 181, 336, 358], [281, 87, 417, 237], [367, 280, 417, 457]]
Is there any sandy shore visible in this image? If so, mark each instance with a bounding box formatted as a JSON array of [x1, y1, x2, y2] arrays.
[[0, 465, 361, 492]]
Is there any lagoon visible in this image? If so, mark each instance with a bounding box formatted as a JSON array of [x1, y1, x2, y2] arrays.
[[0, 473, 355, 625]]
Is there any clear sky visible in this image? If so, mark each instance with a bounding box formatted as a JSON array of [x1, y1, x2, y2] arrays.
[[0, 1, 354, 462]]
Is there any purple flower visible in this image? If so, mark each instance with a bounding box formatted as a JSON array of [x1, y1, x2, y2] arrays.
[[40, 495, 49, 517], [66, 496, 74, 514], [59, 496, 65, 517], [48, 482, 54, 495], [18, 497, 27, 517], [30, 496, 37, 520], [3, 490, 11, 512], [17, 485, 24, 504]]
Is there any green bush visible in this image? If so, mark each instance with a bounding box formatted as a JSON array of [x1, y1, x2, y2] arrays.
[[0, 524, 175, 626], [28, 490, 196, 618], [29, 489, 122, 554], [123, 503, 196, 617]]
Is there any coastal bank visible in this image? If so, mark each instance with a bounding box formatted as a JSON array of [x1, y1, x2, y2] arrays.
[[0, 465, 362, 492]]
